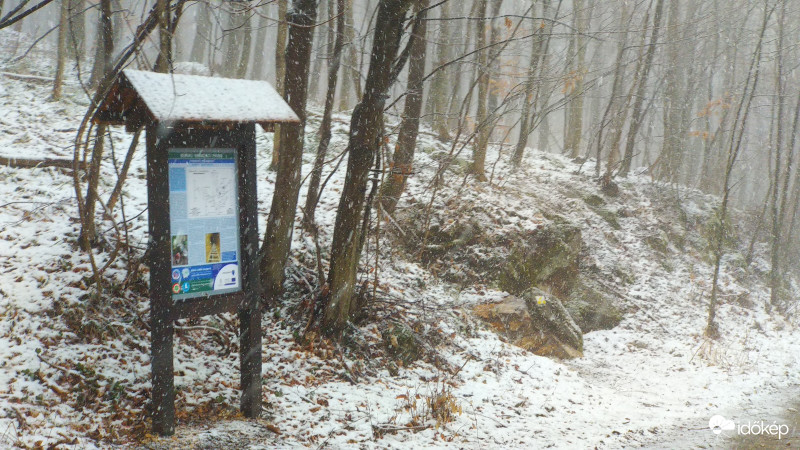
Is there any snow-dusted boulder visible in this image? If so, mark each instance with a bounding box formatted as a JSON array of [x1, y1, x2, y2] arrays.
[[474, 288, 583, 359], [497, 218, 582, 298]]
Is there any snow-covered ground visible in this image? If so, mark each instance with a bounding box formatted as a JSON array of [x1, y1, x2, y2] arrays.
[[1, 55, 799, 448]]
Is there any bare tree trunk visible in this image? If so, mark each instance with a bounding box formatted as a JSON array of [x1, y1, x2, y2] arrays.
[[78, 0, 114, 243], [303, 0, 346, 226], [79, 124, 106, 247], [445, 0, 470, 134], [693, 0, 721, 189], [89, 0, 113, 89], [673, 1, 702, 187], [307, 0, 327, 102], [111, 0, 123, 48], [480, 0, 505, 157], [469, 0, 490, 181], [769, 0, 792, 307], [338, 0, 358, 110], [106, 129, 141, 212], [427, 0, 450, 140], [322, 0, 413, 335], [236, 8, 253, 78], [53, 0, 69, 100], [782, 140, 800, 273], [259, 0, 318, 306], [564, 0, 587, 159], [595, 3, 631, 178], [707, 1, 770, 337], [781, 93, 800, 270], [221, 4, 246, 77], [379, 0, 428, 214], [67, 0, 85, 59], [189, 0, 211, 64], [154, 0, 173, 73], [512, 57, 539, 167], [512, 0, 552, 167], [655, 0, 684, 182], [700, 3, 745, 193], [326, 0, 335, 69], [272, 0, 289, 170], [251, 6, 269, 79], [80, 0, 163, 244], [776, 92, 800, 268], [620, 0, 664, 177]]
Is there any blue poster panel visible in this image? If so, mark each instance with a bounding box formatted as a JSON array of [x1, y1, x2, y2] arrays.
[[168, 148, 241, 300]]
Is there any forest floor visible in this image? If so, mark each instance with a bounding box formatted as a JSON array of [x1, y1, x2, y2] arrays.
[[2, 44, 800, 449]]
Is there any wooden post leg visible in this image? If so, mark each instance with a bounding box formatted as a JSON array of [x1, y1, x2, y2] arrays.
[[148, 123, 175, 436], [239, 123, 262, 418], [239, 304, 262, 417], [151, 317, 175, 435]]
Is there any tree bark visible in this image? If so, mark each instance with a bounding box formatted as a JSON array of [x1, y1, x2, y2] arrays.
[[154, 0, 173, 73], [563, 0, 587, 159], [707, 1, 770, 337], [272, 0, 289, 170], [259, 0, 318, 305], [106, 129, 141, 212], [221, 3, 246, 77], [78, 0, 114, 243], [620, 0, 664, 177], [595, 3, 630, 178], [189, 0, 211, 64], [469, 0, 489, 181], [445, 0, 470, 133], [236, 7, 253, 78], [67, 0, 85, 59], [338, 0, 358, 110], [379, 0, 428, 214], [307, 0, 327, 101], [768, 1, 798, 307], [655, 0, 684, 182], [78, 124, 106, 247], [426, 0, 450, 140], [480, 0, 504, 166], [303, 0, 346, 226], [512, 0, 552, 167], [322, 0, 414, 335], [89, 0, 113, 89], [53, 0, 69, 100], [251, 5, 269, 79]]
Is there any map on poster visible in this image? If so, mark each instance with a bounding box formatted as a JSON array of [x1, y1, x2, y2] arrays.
[[168, 149, 241, 300]]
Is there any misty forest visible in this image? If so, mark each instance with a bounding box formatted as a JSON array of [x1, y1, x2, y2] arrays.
[[1, 0, 800, 447]]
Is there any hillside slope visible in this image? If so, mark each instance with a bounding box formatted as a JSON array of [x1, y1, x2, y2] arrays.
[[1, 63, 799, 449]]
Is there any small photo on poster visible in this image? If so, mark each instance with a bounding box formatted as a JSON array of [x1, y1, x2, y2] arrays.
[[172, 235, 188, 266], [206, 232, 221, 263]]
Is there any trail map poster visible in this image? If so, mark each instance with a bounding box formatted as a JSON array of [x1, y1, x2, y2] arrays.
[[168, 149, 241, 300]]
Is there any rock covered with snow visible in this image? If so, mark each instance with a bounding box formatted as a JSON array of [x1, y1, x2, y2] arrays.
[[474, 288, 583, 359]]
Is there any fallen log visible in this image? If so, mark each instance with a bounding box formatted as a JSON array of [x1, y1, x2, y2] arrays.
[[0, 71, 54, 84], [0, 156, 85, 170]]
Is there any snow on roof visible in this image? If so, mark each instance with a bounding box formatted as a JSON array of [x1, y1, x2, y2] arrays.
[[115, 69, 300, 125]]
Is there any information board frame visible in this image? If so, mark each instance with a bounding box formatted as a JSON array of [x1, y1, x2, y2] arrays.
[[147, 123, 261, 435], [93, 69, 301, 438]]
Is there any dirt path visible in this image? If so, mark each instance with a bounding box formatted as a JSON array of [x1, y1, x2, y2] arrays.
[[727, 401, 800, 449]]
